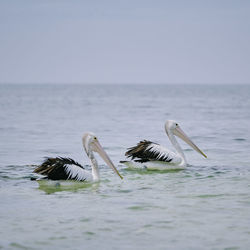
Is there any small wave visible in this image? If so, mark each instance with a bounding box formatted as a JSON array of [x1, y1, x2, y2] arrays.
[[233, 138, 246, 141]]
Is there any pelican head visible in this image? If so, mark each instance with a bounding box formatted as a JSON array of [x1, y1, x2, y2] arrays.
[[82, 132, 123, 179], [165, 120, 207, 158]]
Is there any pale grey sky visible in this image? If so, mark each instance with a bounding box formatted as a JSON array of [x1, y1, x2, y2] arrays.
[[0, 0, 249, 84]]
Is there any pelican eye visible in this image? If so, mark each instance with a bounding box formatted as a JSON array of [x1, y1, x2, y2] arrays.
[[94, 137, 97, 140], [176, 123, 178, 126]]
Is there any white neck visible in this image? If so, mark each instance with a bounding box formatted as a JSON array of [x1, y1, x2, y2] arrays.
[[167, 129, 187, 164], [89, 152, 100, 181]]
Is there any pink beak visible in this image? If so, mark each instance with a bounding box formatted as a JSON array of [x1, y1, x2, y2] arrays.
[[92, 139, 123, 179], [174, 126, 207, 158]]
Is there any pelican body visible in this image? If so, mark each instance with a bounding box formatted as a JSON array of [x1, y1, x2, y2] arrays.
[[33, 133, 123, 181], [121, 120, 207, 170]]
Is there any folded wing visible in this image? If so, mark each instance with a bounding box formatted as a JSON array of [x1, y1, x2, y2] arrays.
[[125, 140, 180, 163], [33, 157, 90, 181]]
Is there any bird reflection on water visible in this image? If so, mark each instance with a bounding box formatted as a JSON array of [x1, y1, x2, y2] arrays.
[[37, 180, 100, 194]]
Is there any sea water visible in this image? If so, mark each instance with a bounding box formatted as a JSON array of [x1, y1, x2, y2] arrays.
[[0, 84, 250, 249]]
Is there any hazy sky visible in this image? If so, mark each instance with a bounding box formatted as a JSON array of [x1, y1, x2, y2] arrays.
[[0, 0, 249, 84]]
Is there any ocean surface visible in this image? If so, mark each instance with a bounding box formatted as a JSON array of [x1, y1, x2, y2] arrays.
[[0, 83, 250, 250]]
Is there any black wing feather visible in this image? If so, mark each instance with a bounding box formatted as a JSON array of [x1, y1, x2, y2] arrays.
[[125, 140, 172, 163], [33, 157, 85, 181]]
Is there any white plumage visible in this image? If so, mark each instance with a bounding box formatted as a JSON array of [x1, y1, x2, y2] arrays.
[[64, 164, 92, 181], [121, 120, 207, 170], [33, 133, 123, 182], [146, 144, 181, 164]]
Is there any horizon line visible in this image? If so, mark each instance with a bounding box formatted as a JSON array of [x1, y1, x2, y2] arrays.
[[0, 82, 250, 85]]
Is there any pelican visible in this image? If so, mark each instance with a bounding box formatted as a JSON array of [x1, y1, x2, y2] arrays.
[[120, 120, 207, 170], [33, 132, 123, 181]]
